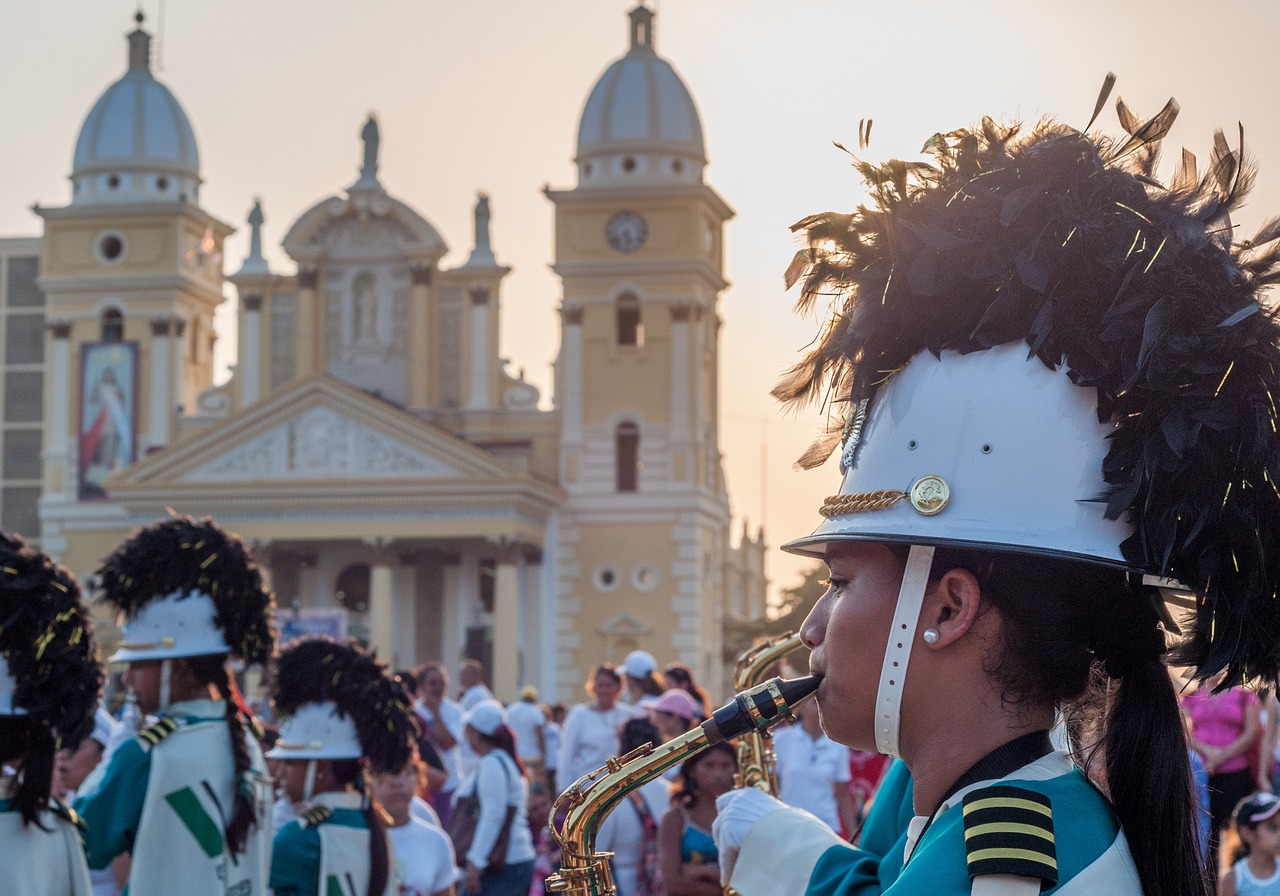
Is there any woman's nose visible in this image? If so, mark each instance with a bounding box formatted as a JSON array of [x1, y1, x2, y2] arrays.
[[799, 593, 829, 650]]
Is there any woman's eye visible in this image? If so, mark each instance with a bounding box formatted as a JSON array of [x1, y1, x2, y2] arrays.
[[823, 577, 849, 594]]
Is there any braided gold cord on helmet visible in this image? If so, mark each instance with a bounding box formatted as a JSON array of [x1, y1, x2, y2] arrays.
[[820, 490, 907, 517]]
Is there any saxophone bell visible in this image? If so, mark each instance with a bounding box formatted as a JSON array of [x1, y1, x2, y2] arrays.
[[546, 674, 821, 896]]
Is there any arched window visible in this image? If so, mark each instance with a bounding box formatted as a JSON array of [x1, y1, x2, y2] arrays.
[[100, 309, 123, 342], [616, 422, 640, 492], [616, 293, 643, 347]]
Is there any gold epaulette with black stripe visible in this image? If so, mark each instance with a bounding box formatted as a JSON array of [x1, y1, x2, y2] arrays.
[[300, 805, 333, 828], [49, 799, 86, 832], [137, 717, 179, 747], [962, 784, 1057, 889]]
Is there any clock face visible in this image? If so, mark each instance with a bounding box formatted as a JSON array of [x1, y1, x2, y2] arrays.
[[606, 211, 648, 253]]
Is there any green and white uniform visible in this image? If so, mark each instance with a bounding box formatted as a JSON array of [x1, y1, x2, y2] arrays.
[[73, 698, 272, 896], [729, 753, 1142, 896], [0, 783, 92, 896], [269, 791, 397, 896]]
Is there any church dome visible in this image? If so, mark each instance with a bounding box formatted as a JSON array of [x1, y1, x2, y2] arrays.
[[71, 15, 201, 205], [575, 5, 706, 187]]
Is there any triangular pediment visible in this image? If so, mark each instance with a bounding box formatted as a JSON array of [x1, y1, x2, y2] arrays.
[[111, 375, 526, 489]]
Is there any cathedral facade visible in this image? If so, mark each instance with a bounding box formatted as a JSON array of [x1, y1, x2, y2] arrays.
[[0, 6, 766, 701]]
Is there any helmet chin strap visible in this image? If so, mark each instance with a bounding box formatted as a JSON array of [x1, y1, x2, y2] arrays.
[[874, 545, 935, 758], [159, 658, 172, 715], [303, 760, 318, 803]]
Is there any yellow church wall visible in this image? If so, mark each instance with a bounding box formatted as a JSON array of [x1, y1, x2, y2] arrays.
[[568, 520, 681, 663], [42, 220, 174, 276]]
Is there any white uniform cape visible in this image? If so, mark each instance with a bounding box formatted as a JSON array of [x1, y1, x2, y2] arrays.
[[310, 792, 399, 896], [0, 791, 92, 896], [130, 712, 273, 896], [729, 753, 1142, 896]]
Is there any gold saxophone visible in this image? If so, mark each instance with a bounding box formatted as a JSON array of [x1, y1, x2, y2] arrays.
[[731, 632, 808, 793], [546, 674, 821, 896]]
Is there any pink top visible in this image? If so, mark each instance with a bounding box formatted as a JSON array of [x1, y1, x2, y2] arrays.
[[1183, 687, 1258, 774]]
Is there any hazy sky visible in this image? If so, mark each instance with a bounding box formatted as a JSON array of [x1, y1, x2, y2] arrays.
[[3, 0, 1279, 601]]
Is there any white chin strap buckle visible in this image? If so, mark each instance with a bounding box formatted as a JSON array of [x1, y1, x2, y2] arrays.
[[874, 545, 935, 757]]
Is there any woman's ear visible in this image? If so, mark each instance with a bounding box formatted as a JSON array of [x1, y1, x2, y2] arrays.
[[921, 567, 983, 647]]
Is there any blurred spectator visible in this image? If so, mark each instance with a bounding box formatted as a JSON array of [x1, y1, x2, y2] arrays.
[[773, 699, 856, 837], [417, 661, 466, 829], [662, 663, 711, 717], [622, 651, 664, 710], [506, 686, 547, 787], [598, 719, 670, 896], [657, 742, 734, 896], [558, 665, 632, 789], [372, 752, 458, 896]]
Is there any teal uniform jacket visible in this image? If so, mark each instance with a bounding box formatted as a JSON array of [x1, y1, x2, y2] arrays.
[[819, 758, 915, 896], [730, 753, 1142, 896], [270, 795, 372, 896]]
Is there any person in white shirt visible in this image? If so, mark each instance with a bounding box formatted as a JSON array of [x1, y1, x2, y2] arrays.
[[542, 704, 564, 795], [458, 660, 495, 712], [771, 699, 856, 836], [417, 662, 467, 828], [455, 701, 537, 896], [372, 751, 458, 896], [557, 665, 633, 790], [505, 686, 547, 787]]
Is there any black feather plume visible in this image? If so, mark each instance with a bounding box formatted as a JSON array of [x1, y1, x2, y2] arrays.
[[96, 514, 275, 666], [0, 531, 101, 747], [272, 637, 416, 774], [781, 103, 1280, 688]]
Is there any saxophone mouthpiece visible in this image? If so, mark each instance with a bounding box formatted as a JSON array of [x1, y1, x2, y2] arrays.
[[703, 674, 821, 743]]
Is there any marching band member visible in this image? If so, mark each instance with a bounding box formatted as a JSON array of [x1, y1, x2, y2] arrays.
[[74, 515, 276, 896], [0, 532, 102, 896], [715, 96, 1280, 896], [267, 637, 418, 896]]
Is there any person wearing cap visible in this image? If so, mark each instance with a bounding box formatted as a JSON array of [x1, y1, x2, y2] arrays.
[[557, 664, 632, 790], [267, 636, 419, 896], [0, 531, 102, 896], [650, 688, 703, 745], [711, 97, 1280, 896], [1220, 793, 1280, 896], [454, 699, 536, 896], [74, 515, 275, 896], [622, 651, 664, 710], [505, 686, 546, 787]]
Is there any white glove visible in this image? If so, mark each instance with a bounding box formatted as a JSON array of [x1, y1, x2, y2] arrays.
[[713, 787, 787, 885]]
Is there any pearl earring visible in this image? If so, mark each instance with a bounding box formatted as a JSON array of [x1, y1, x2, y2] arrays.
[[922, 628, 940, 645]]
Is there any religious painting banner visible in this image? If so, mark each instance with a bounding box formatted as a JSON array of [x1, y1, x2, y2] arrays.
[[79, 341, 138, 500]]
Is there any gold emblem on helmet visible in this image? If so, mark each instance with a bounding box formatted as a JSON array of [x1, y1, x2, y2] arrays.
[[909, 475, 950, 515]]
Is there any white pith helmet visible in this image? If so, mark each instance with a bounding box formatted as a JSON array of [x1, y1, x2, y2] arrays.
[[266, 702, 363, 761], [108, 589, 232, 663], [782, 343, 1133, 566]]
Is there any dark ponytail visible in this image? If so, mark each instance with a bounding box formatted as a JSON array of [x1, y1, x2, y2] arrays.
[[185, 654, 260, 857], [364, 795, 391, 896], [0, 716, 55, 829], [930, 548, 1211, 896]]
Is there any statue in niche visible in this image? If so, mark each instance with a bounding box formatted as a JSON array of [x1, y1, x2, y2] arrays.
[[360, 115, 379, 184], [352, 270, 382, 352]]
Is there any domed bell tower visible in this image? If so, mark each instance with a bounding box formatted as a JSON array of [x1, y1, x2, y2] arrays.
[[37, 14, 230, 548], [547, 4, 734, 696]]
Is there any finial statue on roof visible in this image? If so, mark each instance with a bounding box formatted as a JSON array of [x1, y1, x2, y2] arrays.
[[236, 198, 271, 275], [466, 192, 496, 266], [357, 114, 380, 188], [128, 9, 152, 71]]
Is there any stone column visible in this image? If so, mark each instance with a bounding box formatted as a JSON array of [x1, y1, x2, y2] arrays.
[[440, 553, 463, 665], [296, 553, 318, 609], [172, 318, 186, 415], [294, 268, 319, 378], [367, 539, 395, 664], [45, 322, 72, 499], [492, 554, 520, 702], [394, 552, 418, 668], [407, 266, 432, 408], [467, 287, 490, 409], [240, 294, 263, 406], [147, 318, 171, 451], [559, 307, 583, 483], [538, 515, 558, 700], [669, 303, 692, 481]]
